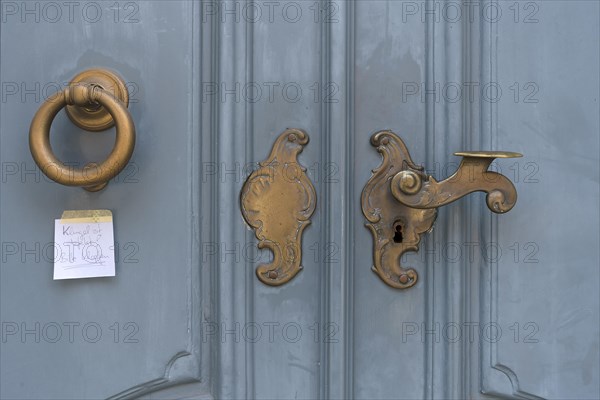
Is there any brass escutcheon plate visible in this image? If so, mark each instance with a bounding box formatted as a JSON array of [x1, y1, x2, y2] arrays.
[[240, 128, 316, 286], [361, 131, 437, 289], [65, 68, 129, 132]]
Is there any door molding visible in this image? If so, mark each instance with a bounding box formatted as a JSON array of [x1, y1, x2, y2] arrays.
[[108, 1, 207, 398], [472, 1, 542, 398]]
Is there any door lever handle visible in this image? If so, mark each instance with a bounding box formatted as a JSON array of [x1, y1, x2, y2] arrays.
[[29, 69, 135, 192], [361, 131, 521, 289], [391, 150, 522, 214]]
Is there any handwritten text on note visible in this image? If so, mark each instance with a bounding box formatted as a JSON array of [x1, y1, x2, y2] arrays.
[[53, 210, 115, 280]]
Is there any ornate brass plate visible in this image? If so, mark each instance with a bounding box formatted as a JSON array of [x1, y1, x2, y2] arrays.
[[240, 129, 316, 286], [362, 131, 521, 289], [361, 131, 437, 289]]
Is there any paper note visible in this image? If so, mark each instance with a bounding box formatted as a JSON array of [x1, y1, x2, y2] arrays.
[[53, 210, 115, 280]]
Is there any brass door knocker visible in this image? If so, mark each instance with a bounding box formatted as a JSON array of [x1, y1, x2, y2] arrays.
[[29, 68, 135, 192], [361, 131, 522, 289]]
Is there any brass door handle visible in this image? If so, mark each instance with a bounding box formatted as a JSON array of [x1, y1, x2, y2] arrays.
[[361, 131, 522, 289], [391, 151, 522, 213], [29, 69, 135, 192]]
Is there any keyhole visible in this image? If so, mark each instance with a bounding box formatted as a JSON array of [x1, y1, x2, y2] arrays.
[[393, 223, 404, 243]]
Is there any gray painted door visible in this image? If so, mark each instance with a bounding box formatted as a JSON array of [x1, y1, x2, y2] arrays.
[[1, 1, 598, 399]]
